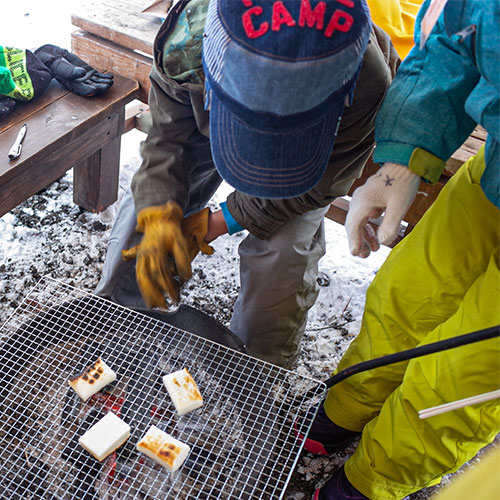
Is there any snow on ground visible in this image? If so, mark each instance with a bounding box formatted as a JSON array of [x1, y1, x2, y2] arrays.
[[1, 2, 496, 499]]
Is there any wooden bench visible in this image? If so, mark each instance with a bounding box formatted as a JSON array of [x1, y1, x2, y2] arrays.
[[0, 74, 138, 217], [70, 0, 487, 244]]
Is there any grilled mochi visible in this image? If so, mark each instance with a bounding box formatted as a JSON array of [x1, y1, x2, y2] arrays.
[[163, 368, 203, 415], [137, 425, 190, 472], [79, 412, 130, 461], [68, 357, 117, 401]]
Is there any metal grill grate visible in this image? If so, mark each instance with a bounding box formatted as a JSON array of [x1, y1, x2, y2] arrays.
[[0, 277, 325, 500]]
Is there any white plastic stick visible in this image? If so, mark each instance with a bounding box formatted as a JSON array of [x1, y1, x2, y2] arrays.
[[419, 389, 500, 419]]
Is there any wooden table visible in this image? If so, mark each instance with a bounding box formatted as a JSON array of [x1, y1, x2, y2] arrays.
[[0, 74, 138, 217]]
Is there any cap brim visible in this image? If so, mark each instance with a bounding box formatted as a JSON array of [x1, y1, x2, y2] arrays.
[[209, 93, 344, 199]]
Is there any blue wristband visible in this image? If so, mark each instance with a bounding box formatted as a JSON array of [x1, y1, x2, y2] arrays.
[[220, 201, 244, 235]]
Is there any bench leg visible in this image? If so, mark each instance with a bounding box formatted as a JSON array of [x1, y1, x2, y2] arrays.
[[73, 109, 124, 213]]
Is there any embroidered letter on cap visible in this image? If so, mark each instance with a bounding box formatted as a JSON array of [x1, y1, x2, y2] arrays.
[[299, 0, 327, 30], [337, 0, 355, 7], [242, 5, 270, 38], [272, 1, 297, 31], [325, 9, 353, 37]]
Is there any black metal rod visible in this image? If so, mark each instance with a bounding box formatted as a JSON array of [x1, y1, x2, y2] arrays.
[[324, 324, 500, 389]]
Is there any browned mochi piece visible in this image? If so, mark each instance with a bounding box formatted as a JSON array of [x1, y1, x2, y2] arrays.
[[163, 368, 203, 415], [68, 357, 117, 401], [137, 425, 190, 472]]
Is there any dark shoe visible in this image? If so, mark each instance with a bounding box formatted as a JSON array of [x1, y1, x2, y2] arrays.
[[294, 404, 361, 455], [313, 466, 368, 499]]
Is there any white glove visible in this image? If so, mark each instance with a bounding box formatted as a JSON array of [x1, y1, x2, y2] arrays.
[[345, 162, 421, 258]]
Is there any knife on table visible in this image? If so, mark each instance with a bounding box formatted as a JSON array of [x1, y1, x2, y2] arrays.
[[8, 124, 28, 160]]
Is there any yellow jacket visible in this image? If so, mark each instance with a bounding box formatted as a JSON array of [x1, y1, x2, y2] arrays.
[[367, 0, 423, 59]]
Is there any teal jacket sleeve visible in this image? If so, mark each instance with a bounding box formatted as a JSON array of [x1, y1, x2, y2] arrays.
[[373, 0, 480, 182]]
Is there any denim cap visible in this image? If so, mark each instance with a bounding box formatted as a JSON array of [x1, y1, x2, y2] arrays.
[[202, 0, 371, 199]]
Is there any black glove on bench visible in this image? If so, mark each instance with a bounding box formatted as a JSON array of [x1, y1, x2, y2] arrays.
[[34, 44, 113, 97]]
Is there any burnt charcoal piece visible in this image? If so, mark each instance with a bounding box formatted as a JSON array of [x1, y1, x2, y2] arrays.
[[1, 457, 53, 500], [61, 390, 82, 426], [184, 445, 218, 475], [61, 409, 101, 499]]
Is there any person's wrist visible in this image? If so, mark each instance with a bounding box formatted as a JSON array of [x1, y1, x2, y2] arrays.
[[205, 210, 228, 243]]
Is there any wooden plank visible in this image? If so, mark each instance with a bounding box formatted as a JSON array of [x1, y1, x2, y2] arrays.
[[0, 82, 67, 134], [72, 30, 151, 103], [471, 125, 487, 141], [0, 74, 137, 216], [445, 134, 486, 175], [325, 197, 351, 226], [73, 108, 124, 211], [71, 0, 162, 56]]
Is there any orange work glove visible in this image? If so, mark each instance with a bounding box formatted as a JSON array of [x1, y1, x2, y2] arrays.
[[181, 207, 215, 261], [122, 201, 191, 307], [122, 203, 214, 307]]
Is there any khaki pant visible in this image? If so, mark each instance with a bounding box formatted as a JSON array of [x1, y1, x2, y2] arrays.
[[324, 148, 500, 499]]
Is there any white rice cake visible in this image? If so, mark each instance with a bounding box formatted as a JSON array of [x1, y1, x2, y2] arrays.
[[137, 425, 190, 472], [79, 412, 130, 461], [163, 368, 203, 415], [68, 357, 117, 401]]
